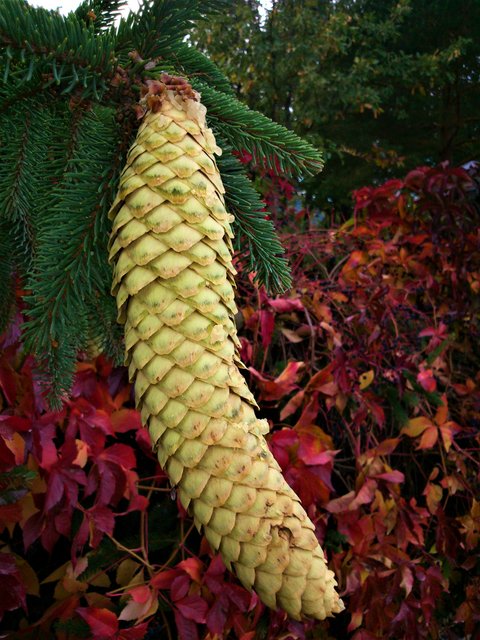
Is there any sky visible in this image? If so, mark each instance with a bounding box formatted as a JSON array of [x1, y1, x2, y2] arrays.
[[32, 0, 141, 13], [32, 0, 272, 17]]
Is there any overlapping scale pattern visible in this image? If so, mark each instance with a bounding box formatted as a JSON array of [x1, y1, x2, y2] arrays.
[[109, 90, 343, 620]]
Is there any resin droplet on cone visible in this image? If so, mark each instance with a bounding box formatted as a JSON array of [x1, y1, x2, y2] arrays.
[[108, 81, 343, 620]]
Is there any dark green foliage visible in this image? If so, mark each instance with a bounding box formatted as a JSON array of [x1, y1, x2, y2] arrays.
[[0, 0, 325, 402], [0, 108, 36, 272], [0, 220, 15, 334], [217, 146, 292, 293], [191, 0, 480, 207], [0, 465, 36, 504], [23, 104, 122, 404]]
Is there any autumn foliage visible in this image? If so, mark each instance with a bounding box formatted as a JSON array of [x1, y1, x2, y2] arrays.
[[1, 161, 479, 639]]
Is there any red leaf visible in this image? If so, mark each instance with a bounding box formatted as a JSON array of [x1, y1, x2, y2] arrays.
[[176, 595, 208, 623], [366, 437, 400, 458], [177, 557, 203, 583], [417, 426, 438, 450], [0, 360, 17, 404], [279, 390, 304, 422], [171, 574, 191, 602], [0, 503, 23, 528], [250, 361, 304, 402], [269, 428, 298, 470], [67, 399, 113, 453], [0, 553, 26, 621], [295, 393, 320, 429], [77, 607, 118, 639], [120, 622, 151, 639], [174, 608, 199, 640], [326, 478, 377, 513], [99, 443, 137, 469], [151, 568, 180, 590], [32, 415, 60, 471], [206, 594, 228, 635], [88, 443, 138, 507], [0, 415, 31, 433], [78, 504, 116, 549], [305, 363, 334, 393], [296, 427, 336, 467], [259, 310, 275, 349], [111, 409, 142, 434]]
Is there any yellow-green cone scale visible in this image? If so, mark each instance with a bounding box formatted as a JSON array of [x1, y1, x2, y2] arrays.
[[108, 88, 343, 620]]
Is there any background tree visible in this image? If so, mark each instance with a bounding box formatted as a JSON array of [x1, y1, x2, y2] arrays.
[[191, 0, 480, 208]]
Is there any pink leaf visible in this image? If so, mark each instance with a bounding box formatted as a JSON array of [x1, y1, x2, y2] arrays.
[[417, 369, 437, 392], [373, 470, 405, 484], [400, 565, 414, 596], [267, 297, 304, 313]]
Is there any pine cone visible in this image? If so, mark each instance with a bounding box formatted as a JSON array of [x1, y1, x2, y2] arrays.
[[108, 85, 343, 620]]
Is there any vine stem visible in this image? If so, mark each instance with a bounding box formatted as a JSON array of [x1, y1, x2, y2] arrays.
[[105, 532, 153, 571]]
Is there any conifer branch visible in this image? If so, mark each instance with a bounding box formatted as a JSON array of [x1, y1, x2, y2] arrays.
[[24, 105, 123, 404], [0, 105, 55, 271], [0, 221, 15, 334], [217, 145, 292, 293], [75, 0, 127, 32], [169, 43, 234, 95], [0, 69, 51, 114], [0, 111, 34, 269], [0, 0, 117, 99], [85, 292, 124, 364], [195, 80, 324, 176], [115, 0, 228, 62]]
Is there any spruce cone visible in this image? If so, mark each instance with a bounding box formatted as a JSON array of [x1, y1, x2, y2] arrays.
[[108, 82, 343, 620]]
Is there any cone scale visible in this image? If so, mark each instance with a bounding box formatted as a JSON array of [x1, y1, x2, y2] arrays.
[[108, 78, 343, 620]]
